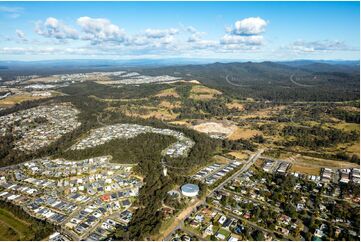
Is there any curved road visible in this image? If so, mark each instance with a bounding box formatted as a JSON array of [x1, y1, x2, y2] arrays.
[[289, 74, 314, 87], [225, 74, 249, 87]]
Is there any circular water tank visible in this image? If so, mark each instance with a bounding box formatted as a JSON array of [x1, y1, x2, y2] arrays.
[[181, 183, 199, 197]]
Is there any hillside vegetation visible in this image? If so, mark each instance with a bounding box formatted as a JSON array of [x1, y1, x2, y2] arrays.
[[137, 61, 359, 102]]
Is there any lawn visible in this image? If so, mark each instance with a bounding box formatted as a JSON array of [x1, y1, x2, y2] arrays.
[[0, 208, 33, 241], [216, 227, 231, 239]]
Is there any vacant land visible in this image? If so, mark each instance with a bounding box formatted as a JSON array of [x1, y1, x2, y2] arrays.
[[158, 100, 181, 109], [190, 121, 262, 141], [169, 119, 192, 127], [289, 164, 322, 176], [154, 87, 180, 98], [226, 101, 244, 111], [212, 155, 232, 164], [0, 93, 44, 107], [109, 106, 179, 121], [192, 121, 236, 136], [227, 127, 262, 140], [287, 154, 360, 175], [227, 151, 250, 160], [189, 85, 222, 100], [0, 208, 33, 241]]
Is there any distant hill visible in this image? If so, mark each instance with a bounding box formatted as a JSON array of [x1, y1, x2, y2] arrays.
[[279, 60, 359, 73], [0, 59, 359, 102], [138, 61, 360, 102], [279, 59, 359, 67]]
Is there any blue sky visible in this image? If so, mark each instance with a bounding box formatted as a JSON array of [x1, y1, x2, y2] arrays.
[[0, 1, 359, 61]]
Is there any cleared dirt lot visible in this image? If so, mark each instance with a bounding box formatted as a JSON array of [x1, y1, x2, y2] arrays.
[[192, 122, 236, 137]]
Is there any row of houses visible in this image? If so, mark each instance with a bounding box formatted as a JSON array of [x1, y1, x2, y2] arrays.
[[0, 156, 142, 240], [262, 160, 290, 174], [0, 103, 80, 153], [205, 161, 242, 185], [193, 163, 222, 180], [321, 167, 360, 184], [71, 123, 195, 158]]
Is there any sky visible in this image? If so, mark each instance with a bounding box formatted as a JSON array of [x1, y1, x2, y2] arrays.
[[0, 1, 359, 61]]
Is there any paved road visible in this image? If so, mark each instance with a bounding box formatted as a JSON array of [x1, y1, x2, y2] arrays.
[[211, 149, 264, 193], [289, 74, 314, 87], [161, 149, 264, 240], [225, 74, 249, 87]]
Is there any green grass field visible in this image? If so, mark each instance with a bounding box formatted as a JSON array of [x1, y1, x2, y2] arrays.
[[0, 208, 33, 241]]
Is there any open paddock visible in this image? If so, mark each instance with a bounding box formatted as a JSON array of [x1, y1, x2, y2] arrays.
[[189, 85, 222, 100], [0, 93, 45, 107], [0, 208, 33, 241]]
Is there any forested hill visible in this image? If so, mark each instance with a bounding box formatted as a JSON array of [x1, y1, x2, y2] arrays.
[[137, 61, 360, 102]]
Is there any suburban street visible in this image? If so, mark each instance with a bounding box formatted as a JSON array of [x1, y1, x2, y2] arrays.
[[161, 149, 264, 240], [211, 149, 264, 193]]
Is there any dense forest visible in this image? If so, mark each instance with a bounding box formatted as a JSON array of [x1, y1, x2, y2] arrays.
[[60, 81, 168, 99], [138, 62, 359, 102], [59, 133, 176, 163]]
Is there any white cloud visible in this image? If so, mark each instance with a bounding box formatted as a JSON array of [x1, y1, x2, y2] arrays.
[[192, 39, 218, 49], [290, 40, 355, 52], [35, 17, 79, 40], [219, 17, 268, 50], [221, 34, 264, 46], [186, 27, 206, 43], [10, 15, 274, 58], [0, 46, 101, 56], [0, 6, 23, 18], [1, 47, 25, 54], [76, 16, 125, 43], [231, 17, 268, 35], [144, 28, 178, 38]]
